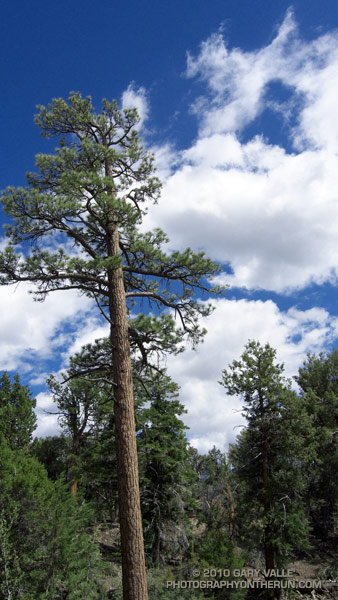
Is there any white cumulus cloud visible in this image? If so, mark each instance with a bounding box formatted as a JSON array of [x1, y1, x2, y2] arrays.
[[0, 283, 95, 374], [34, 392, 61, 437], [121, 84, 149, 127], [144, 10, 338, 293], [186, 9, 338, 151]]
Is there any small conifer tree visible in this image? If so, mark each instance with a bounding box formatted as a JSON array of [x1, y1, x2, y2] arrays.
[[221, 341, 316, 573]]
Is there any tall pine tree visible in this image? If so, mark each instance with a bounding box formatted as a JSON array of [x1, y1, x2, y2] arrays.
[[0, 93, 223, 600]]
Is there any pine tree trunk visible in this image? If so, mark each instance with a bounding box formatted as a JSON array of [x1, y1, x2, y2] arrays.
[[70, 433, 81, 498], [70, 480, 78, 497], [152, 518, 161, 565], [264, 526, 275, 571], [262, 444, 275, 572], [107, 220, 148, 600], [225, 482, 235, 538], [259, 390, 275, 573], [261, 424, 278, 599]]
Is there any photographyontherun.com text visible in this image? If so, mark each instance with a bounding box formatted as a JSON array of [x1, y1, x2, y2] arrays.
[[166, 579, 329, 590], [166, 569, 337, 590]]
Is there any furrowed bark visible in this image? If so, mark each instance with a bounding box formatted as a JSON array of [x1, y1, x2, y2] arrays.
[[106, 186, 148, 599]]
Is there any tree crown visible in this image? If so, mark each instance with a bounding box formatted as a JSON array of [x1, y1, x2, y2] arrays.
[[0, 92, 225, 347]]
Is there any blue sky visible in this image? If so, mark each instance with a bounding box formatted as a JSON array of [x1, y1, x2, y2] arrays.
[[1, 1, 338, 451]]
